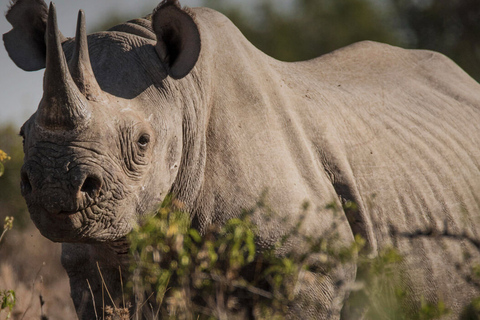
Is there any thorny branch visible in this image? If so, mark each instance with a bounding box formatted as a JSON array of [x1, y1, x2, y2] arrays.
[[389, 223, 480, 250], [389, 222, 480, 291]]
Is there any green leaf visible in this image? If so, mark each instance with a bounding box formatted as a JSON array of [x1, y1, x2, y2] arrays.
[[0, 290, 16, 311], [0, 162, 4, 177]]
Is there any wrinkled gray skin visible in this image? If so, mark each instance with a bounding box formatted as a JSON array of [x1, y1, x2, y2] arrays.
[[4, 0, 480, 319]]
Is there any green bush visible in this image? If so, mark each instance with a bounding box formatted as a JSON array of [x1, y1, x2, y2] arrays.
[[0, 290, 16, 320], [127, 196, 454, 319]]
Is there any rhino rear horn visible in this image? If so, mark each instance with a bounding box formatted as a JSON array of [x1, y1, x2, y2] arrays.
[[69, 10, 104, 102], [37, 3, 91, 131], [152, 0, 201, 79]]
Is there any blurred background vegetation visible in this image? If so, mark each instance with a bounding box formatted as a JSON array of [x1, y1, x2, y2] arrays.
[[0, 126, 25, 229], [202, 0, 480, 81]]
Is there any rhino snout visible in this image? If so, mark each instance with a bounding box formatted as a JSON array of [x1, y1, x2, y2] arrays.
[[21, 165, 103, 215]]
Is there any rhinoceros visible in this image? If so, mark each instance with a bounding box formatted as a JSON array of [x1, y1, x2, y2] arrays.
[[4, 0, 480, 318]]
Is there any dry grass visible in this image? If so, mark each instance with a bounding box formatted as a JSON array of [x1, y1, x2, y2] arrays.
[[0, 222, 76, 320]]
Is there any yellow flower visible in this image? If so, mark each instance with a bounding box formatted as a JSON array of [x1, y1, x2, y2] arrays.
[[4, 216, 14, 231], [0, 150, 11, 162]]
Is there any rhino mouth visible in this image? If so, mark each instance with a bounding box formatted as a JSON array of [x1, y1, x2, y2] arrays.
[[38, 191, 102, 218], [58, 205, 97, 218], [29, 200, 130, 243], [57, 199, 99, 216]]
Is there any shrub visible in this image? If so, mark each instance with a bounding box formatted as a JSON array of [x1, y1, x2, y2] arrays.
[[0, 290, 15, 320], [127, 196, 452, 319], [0, 150, 17, 320]]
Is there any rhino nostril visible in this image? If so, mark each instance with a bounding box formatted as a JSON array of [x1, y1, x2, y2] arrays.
[[21, 170, 32, 195], [81, 175, 102, 199]]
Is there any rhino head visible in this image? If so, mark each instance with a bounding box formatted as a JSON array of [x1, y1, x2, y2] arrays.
[[4, 0, 202, 243]]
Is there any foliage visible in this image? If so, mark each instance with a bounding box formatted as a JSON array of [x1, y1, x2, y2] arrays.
[[128, 196, 452, 319], [0, 150, 10, 178], [0, 290, 16, 320], [460, 264, 480, 320], [104, 305, 130, 320], [461, 296, 480, 320], [0, 153, 13, 240], [0, 217, 14, 245], [129, 196, 357, 318], [128, 196, 266, 318], [344, 247, 450, 320], [0, 126, 28, 229], [390, 0, 480, 81], [204, 0, 399, 63], [201, 0, 480, 81], [0, 155, 17, 320]]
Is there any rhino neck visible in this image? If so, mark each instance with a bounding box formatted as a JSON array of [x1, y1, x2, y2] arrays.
[[170, 7, 279, 232], [167, 66, 211, 214]]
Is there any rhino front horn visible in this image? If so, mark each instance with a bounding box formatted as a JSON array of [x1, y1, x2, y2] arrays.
[[37, 3, 91, 131]]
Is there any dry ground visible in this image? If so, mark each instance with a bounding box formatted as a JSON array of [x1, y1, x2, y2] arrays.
[[0, 222, 77, 319]]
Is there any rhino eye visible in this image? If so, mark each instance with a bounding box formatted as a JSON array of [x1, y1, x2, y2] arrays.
[[137, 134, 150, 148]]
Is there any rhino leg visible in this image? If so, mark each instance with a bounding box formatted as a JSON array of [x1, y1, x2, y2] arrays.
[[61, 242, 132, 319], [286, 259, 356, 319]]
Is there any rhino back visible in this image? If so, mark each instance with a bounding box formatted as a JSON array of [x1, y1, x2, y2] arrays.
[[280, 41, 480, 311], [283, 41, 480, 239]]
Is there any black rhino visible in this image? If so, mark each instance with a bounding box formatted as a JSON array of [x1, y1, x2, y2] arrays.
[[4, 0, 480, 318]]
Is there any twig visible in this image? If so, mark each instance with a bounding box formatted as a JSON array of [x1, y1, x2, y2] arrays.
[[0, 217, 14, 244], [130, 292, 155, 320], [21, 262, 45, 320], [390, 224, 480, 290], [390, 225, 480, 250], [0, 230, 7, 244], [96, 262, 117, 309], [86, 279, 98, 320], [119, 266, 126, 309], [208, 273, 273, 299]]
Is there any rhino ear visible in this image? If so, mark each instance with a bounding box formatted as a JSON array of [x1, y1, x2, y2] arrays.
[[2, 0, 52, 71], [152, 0, 201, 79]]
